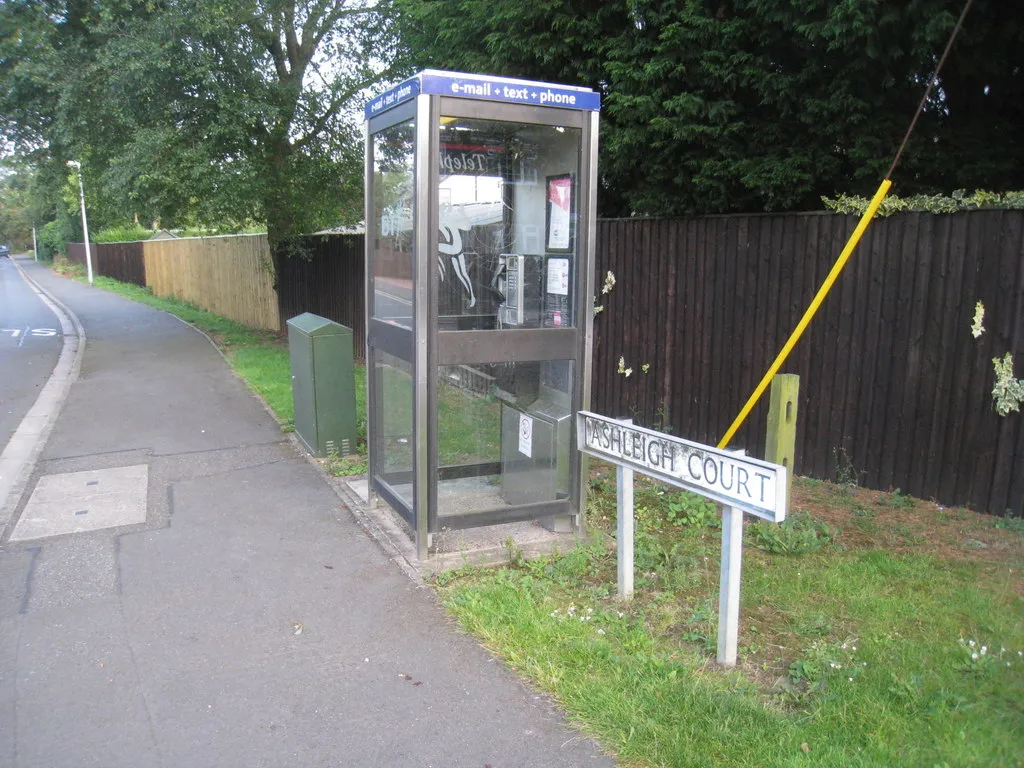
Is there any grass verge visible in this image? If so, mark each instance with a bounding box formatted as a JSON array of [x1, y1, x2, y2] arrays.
[[438, 476, 1024, 767]]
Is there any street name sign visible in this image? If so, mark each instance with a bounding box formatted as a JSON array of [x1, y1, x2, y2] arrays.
[[577, 411, 787, 522], [576, 410, 788, 667]]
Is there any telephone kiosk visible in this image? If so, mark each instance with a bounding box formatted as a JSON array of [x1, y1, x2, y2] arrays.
[[365, 70, 600, 558]]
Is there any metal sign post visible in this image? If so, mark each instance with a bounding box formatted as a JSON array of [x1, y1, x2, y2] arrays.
[[577, 411, 787, 667], [617, 461, 634, 599], [616, 420, 635, 599], [717, 505, 744, 666]]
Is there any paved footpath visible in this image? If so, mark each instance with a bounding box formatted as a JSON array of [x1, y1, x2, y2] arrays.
[[0, 259, 612, 768]]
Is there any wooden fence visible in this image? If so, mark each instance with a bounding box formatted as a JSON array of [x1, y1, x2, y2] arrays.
[[67, 241, 146, 287], [276, 234, 366, 357], [592, 211, 1023, 516], [142, 235, 280, 330], [67, 235, 279, 331], [68, 208, 1023, 514]]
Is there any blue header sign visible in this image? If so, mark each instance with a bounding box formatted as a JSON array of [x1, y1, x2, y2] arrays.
[[365, 69, 600, 119]]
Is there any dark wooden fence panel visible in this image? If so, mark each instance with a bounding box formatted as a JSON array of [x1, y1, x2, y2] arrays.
[[593, 211, 1024, 516], [276, 234, 366, 359], [279, 214, 1022, 514], [67, 241, 146, 286]]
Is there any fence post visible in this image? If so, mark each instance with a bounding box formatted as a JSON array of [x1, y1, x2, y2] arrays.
[[765, 374, 799, 508]]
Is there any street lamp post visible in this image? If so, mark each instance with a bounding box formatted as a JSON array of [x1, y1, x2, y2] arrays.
[[67, 160, 93, 284]]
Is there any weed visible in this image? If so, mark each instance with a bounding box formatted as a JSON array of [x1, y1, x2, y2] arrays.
[[504, 536, 524, 568], [993, 514, 1024, 534], [955, 636, 1020, 677], [749, 510, 835, 555], [634, 530, 702, 590], [785, 637, 862, 697], [853, 516, 879, 535], [679, 598, 716, 654], [632, 485, 718, 532], [850, 503, 878, 533], [664, 492, 718, 530], [324, 452, 368, 477], [938, 505, 967, 521], [321, 439, 368, 477], [795, 613, 832, 637], [52, 257, 85, 279], [651, 404, 674, 434], [433, 563, 477, 587], [883, 488, 916, 509], [832, 446, 859, 495]]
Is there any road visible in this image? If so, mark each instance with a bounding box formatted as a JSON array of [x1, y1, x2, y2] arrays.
[[0, 255, 62, 447]]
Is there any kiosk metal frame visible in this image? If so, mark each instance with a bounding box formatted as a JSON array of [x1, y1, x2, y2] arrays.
[[365, 71, 600, 558]]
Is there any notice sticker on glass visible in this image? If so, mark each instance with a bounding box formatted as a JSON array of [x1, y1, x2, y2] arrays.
[[518, 414, 533, 458], [546, 257, 570, 296]]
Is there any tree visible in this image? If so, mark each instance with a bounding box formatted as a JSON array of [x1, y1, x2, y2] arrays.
[[393, 0, 1024, 216], [0, 0, 402, 250], [0, 170, 31, 248]]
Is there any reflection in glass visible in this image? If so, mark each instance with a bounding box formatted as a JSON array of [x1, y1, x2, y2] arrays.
[[436, 360, 573, 520], [374, 351, 414, 509], [437, 118, 581, 331], [372, 120, 415, 328]]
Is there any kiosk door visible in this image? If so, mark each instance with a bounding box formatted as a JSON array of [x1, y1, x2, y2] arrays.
[[366, 106, 418, 527], [429, 102, 592, 534]]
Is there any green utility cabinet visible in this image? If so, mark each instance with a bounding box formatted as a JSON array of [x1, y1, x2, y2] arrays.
[[287, 313, 357, 458]]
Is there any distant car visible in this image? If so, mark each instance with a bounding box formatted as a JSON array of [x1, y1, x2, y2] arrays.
[[0, 245, 9, 256]]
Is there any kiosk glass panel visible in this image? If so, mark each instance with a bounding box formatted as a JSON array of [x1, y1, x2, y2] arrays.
[[436, 360, 574, 521], [372, 119, 415, 328], [437, 117, 580, 331], [374, 351, 415, 507]]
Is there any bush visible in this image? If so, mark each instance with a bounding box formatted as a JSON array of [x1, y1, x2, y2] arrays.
[[93, 225, 154, 243], [38, 218, 77, 260]]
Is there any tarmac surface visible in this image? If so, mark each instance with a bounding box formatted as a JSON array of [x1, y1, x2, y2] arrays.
[[0, 256, 612, 767], [0, 257, 62, 463]]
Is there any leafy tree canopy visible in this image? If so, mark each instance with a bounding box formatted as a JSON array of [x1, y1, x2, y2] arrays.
[[393, 0, 1024, 216], [0, 0, 401, 250]]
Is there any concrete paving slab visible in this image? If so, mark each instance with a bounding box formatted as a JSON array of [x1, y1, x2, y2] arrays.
[[11, 465, 148, 541]]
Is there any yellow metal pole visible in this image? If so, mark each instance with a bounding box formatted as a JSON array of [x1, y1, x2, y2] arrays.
[[717, 178, 892, 449]]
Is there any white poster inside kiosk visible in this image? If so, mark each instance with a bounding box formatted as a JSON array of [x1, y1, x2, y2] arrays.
[[577, 411, 787, 522]]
